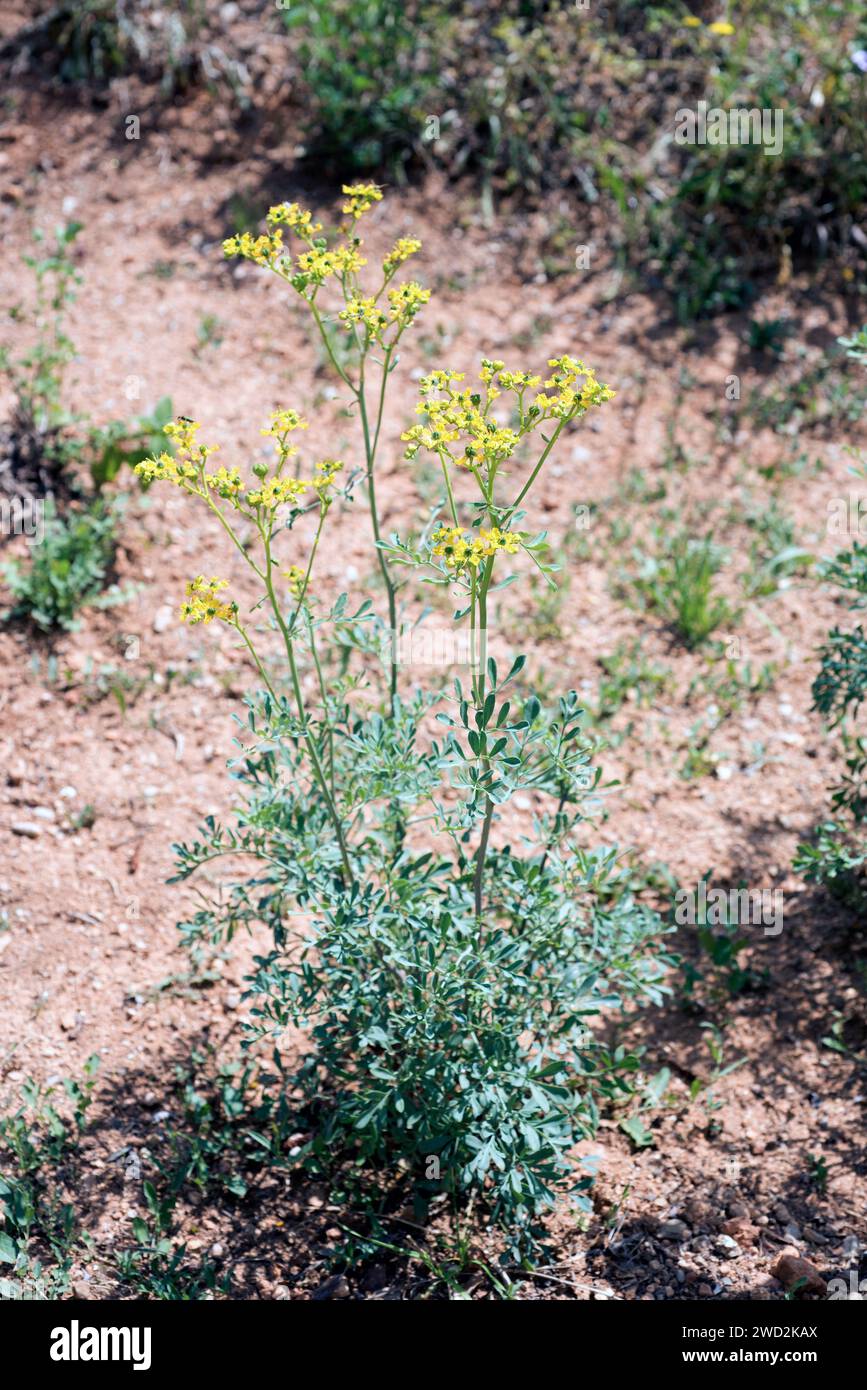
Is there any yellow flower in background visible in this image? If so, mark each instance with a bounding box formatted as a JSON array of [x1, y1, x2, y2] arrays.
[[683, 15, 701, 26], [341, 183, 383, 220], [709, 20, 735, 35]]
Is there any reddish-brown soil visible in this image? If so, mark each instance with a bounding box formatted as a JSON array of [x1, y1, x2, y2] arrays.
[[1, 5, 865, 1300]]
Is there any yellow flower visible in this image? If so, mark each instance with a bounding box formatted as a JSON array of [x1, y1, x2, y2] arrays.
[[419, 369, 465, 394], [283, 565, 308, 599], [479, 526, 522, 555], [164, 418, 202, 452], [683, 15, 702, 26], [383, 238, 422, 274], [180, 576, 237, 626], [266, 202, 322, 238], [339, 296, 388, 334], [135, 418, 219, 491], [246, 477, 309, 509], [387, 281, 431, 325], [309, 458, 343, 497], [261, 409, 309, 439], [332, 243, 367, 275], [479, 359, 505, 385], [205, 466, 244, 501], [431, 524, 524, 571], [341, 183, 383, 220], [497, 370, 542, 391], [708, 20, 735, 35], [223, 229, 286, 268], [294, 248, 340, 285]]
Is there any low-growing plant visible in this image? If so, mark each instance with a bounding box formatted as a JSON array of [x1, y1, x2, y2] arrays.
[[2, 496, 124, 632], [284, 2, 867, 317], [621, 530, 739, 649], [141, 186, 672, 1260], [9, 0, 252, 101], [0, 1057, 98, 1299]]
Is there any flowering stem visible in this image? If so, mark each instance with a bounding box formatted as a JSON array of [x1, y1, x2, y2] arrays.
[[233, 622, 278, 702], [261, 534, 354, 884], [357, 355, 398, 703], [471, 556, 496, 919], [507, 415, 568, 519]]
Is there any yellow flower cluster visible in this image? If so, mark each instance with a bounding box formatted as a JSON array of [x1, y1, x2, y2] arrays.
[[180, 576, 238, 626], [387, 282, 431, 323], [339, 296, 387, 333], [403, 356, 613, 473], [683, 15, 735, 34], [432, 524, 523, 572], [531, 355, 615, 419], [135, 418, 216, 488], [419, 369, 465, 392], [266, 203, 322, 237], [221, 229, 285, 268], [341, 183, 382, 220], [136, 418, 342, 514], [403, 381, 520, 470], [261, 409, 309, 442], [220, 190, 426, 337], [246, 477, 309, 509], [310, 459, 343, 495], [283, 565, 308, 599], [383, 238, 422, 274], [205, 465, 244, 499]]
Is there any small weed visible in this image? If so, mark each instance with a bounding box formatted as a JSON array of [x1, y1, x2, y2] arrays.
[[2, 496, 124, 632]]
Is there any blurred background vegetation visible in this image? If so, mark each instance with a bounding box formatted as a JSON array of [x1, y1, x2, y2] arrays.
[[8, 0, 867, 319]]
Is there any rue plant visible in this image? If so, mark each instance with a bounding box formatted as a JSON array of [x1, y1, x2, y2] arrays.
[[150, 186, 670, 1259]]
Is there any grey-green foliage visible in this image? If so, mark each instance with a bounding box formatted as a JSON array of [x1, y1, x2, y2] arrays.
[[3, 496, 122, 632], [173, 663, 671, 1258]]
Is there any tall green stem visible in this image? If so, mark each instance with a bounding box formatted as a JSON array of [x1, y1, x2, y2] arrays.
[[357, 351, 399, 702], [262, 537, 354, 884], [471, 556, 496, 919]]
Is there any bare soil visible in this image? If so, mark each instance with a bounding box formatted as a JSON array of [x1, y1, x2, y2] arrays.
[[1, 6, 865, 1300]]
